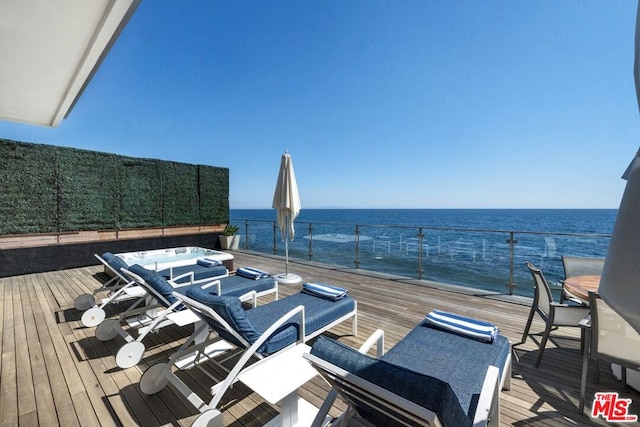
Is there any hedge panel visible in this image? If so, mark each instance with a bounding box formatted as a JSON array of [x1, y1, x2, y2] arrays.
[[57, 147, 119, 231], [118, 157, 164, 229], [0, 140, 58, 234], [161, 161, 200, 226], [199, 165, 229, 224]]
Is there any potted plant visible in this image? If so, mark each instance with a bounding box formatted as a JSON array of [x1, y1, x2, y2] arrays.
[[219, 224, 240, 250]]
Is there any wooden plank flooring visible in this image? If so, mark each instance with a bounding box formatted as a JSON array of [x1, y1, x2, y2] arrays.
[[1, 251, 639, 426]]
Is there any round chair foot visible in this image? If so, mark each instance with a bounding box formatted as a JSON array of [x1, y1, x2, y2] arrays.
[[74, 294, 96, 311], [81, 307, 106, 328], [140, 363, 170, 395], [116, 341, 146, 369], [95, 318, 120, 341]]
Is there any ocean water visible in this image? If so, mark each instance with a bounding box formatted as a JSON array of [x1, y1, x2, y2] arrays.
[[230, 209, 617, 298]]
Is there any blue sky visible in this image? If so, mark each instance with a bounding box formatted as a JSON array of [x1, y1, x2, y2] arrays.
[[1, 1, 639, 209]]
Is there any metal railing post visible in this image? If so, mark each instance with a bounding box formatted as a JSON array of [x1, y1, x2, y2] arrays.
[[506, 231, 518, 295], [417, 227, 424, 279], [355, 225, 361, 269], [308, 223, 314, 261], [244, 220, 249, 250], [272, 221, 278, 255]]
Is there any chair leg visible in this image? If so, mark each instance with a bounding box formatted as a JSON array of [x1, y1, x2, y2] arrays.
[[534, 321, 553, 368], [579, 331, 590, 412], [521, 306, 536, 344], [312, 389, 338, 427]]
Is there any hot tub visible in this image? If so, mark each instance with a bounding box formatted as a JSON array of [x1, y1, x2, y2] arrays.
[[115, 246, 234, 271]]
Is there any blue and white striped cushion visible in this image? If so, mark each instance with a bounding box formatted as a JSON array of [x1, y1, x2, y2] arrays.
[[302, 282, 349, 301], [197, 258, 223, 268], [236, 267, 270, 280], [424, 310, 498, 343]]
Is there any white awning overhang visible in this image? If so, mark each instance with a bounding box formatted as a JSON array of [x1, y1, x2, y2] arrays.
[[0, 0, 141, 127]]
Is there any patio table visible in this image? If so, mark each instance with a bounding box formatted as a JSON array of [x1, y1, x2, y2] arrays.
[[563, 275, 600, 303], [237, 343, 320, 427]]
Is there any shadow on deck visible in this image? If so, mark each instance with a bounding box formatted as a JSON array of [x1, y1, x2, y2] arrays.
[[0, 250, 638, 426]]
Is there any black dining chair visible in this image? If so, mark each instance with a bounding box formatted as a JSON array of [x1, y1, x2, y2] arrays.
[[522, 261, 590, 368], [579, 291, 640, 412]]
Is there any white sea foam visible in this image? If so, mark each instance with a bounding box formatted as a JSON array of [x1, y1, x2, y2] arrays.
[[304, 233, 373, 243]]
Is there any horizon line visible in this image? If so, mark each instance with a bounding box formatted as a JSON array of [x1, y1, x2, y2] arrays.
[[230, 206, 619, 210]]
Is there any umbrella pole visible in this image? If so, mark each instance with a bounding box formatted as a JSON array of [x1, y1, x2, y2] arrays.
[[285, 214, 289, 275], [276, 213, 301, 284]]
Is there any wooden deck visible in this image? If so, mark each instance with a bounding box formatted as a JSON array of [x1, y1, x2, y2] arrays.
[[1, 251, 639, 426]]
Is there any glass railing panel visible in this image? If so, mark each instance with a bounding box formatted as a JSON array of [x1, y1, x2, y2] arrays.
[[302, 222, 358, 268], [238, 220, 273, 254], [356, 224, 419, 277], [235, 218, 611, 299], [424, 229, 511, 294]]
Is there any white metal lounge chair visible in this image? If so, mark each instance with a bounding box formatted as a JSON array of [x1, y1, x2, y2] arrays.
[[74, 252, 130, 311], [98, 265, 277, 369], [138, 285, 358, 426], [78, 252, 229, 327], [79, 252, 150, 327], [305, 313, 512, 427]]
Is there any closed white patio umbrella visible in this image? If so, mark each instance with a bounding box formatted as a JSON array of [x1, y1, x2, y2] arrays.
[[599, 150, 640, 337], [598, 1, 640, 335], [272, 151, 302, 284]]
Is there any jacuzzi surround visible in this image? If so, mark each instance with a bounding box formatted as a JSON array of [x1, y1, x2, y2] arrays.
[[116, 247, 234, 271]]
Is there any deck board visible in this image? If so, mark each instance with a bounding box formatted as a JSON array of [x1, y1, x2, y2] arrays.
[[1, 275, 18, 426], [15, 274, 37, 421], [1, 250, 639, 426], [23, 273, 59, 426]]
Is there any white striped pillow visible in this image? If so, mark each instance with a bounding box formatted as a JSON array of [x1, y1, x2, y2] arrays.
[[424, 310, 498, 343]]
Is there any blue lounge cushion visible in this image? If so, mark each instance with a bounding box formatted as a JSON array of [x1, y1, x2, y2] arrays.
[[246, 293, 355, 354], [310, 336, 471, 427], [102, 252, 129, 275], [424, 310, 499, 343], [179, 275, 276, 299], [128, 264, 182, 307], [302, 282, 349, 301], [186, 290, 355, 355], [381, 320, 511, 421], [157, 264, 227, 284], [183, 291, 261, 347], [211, 274, 276, 297]]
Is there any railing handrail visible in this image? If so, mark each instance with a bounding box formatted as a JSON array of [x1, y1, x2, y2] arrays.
[[236, 217, 611, 239]]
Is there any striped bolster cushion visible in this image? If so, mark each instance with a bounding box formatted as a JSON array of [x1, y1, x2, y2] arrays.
[[236, 267, 270, 280], [197, 258, 223, 267], [424, 310, 499, 343], [302, 282, 349, 301]]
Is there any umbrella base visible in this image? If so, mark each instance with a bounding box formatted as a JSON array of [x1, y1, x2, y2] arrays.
[[275, 273, 302, 285]]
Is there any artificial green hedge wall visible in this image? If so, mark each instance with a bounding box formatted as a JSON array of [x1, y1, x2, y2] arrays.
[[0, 139, 229, 235], [119, 157, 163, 229], [0, 140, 58, 234]]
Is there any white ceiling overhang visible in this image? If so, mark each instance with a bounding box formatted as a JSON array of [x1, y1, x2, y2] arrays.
[[0, 0, 140, 127]]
